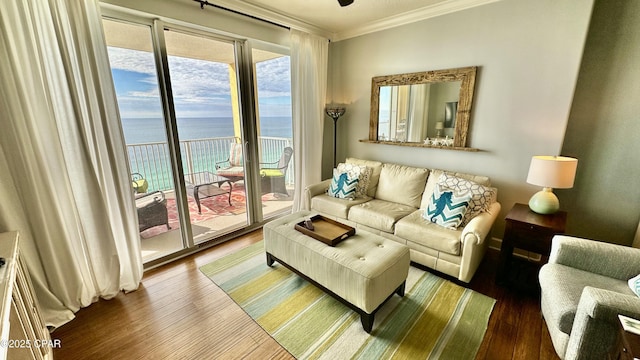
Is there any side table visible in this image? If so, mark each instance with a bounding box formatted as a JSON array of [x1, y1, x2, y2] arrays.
[[612, 315, 640, 360], [496, 203, 567, 287]]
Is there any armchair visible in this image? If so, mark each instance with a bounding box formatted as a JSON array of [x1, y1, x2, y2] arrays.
[[215, 140, 244, 182], [135, 191, 170, 233], [539, 235, 640, 360], [260, 147, 293, 196]]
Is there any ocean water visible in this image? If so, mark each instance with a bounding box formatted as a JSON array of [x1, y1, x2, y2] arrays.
[[123, 117, 293, 192], [122, 116, 292, 144]]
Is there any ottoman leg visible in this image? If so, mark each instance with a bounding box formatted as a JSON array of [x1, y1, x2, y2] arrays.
[[361, 312, 374, 334], [266, 252, 275, 267], [396, 281, 406, 297]]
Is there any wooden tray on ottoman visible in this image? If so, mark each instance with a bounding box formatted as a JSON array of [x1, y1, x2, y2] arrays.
[[295, 214, 355, 246]]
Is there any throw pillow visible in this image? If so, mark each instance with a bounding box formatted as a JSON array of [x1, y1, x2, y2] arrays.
[[629, 274, 640, 298], [228, 143, 243, 166], [328, 169, 359, 199], [337, 162, 371, 198], [437, 173, 497, 226], [424, 184, 472, 229]]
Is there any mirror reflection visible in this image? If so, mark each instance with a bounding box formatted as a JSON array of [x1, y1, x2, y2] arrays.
[[377, 81, 461, 143], [368, 66, 477, 148]]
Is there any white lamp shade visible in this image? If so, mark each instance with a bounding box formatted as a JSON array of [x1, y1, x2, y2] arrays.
[[435, 122, 444, 130], [526, 156, 578, 189]]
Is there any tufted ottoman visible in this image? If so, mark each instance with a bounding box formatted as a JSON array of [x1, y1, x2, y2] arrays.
[[263, 211, 410, 333]]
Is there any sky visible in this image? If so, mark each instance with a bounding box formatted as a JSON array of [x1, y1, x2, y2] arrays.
[[107, 46, 292, 119]]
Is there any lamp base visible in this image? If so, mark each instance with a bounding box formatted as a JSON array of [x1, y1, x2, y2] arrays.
[[528, 187, 560, 214]]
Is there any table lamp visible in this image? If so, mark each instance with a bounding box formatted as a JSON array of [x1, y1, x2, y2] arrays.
[[435, 122, 444, 137], [526, 155, 578, 214]]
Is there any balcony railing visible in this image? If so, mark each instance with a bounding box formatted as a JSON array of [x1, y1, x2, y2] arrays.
[[128, 136, 294, 193]]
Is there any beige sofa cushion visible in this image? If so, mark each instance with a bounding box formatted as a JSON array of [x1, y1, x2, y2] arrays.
[[395, 210, 462, 256], [311, 194, 371, 219], [375, 163, 429, 208], [346, 158, 383, 197], [348, 199, 416, 233]]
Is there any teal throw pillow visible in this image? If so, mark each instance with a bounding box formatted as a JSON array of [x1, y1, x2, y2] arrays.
[[629, 274, 640, 298], [328, 169, 359, 200], [424, 184, 472, 229]]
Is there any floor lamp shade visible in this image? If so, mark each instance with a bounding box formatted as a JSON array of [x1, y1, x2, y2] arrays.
[[526, 156, 578, 214]]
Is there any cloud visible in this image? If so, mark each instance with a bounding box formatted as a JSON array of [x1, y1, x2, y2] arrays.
[[107, 46, 291, 118]]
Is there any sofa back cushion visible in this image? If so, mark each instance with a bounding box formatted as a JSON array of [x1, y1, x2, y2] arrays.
[[420, 169, 492, 209], [375, 163, 429, 208], [346, 158, 383, 197]]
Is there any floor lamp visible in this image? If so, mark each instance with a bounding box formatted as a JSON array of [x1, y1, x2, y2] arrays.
[[325, 107, 346, 167]]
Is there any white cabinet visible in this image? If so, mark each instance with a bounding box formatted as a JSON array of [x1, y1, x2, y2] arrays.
[[0, 232, 52, 360]]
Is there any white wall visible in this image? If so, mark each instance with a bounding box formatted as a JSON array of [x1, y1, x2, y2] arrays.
[[327, 0, 595, 236]]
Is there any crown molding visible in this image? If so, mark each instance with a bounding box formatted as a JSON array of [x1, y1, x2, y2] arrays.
[[196, 0, 499, 42], [199, 0, 334, 39], [333, 0, 501, 42]]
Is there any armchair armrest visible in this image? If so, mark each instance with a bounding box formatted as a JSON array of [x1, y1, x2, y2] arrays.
[[565, 286, 640, 360], [579, 286, 640, 321], [550, 235, 640, 280]]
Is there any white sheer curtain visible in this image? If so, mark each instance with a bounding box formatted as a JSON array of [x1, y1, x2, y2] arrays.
[[290, 29, 328, 211], [0, 0, 142, 328]]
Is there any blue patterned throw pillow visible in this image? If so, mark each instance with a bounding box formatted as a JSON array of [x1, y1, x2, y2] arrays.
[[424, 184, 472, 229], [629, 274, 640, 298], [328, 169, 359, 199]]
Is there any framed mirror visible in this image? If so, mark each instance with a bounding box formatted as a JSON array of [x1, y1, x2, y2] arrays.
[[367, 66, 477, 149]]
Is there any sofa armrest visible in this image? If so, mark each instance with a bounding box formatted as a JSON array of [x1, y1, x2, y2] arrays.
[[303, 179, 332, 210], [565, 287, 640, 360], [550, 235, 640, 280], [458, 201, 501, 282], [461, 201, 501, 246]]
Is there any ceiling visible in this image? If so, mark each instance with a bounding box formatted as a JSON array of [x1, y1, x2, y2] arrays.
[[205, 0, 499, 41]]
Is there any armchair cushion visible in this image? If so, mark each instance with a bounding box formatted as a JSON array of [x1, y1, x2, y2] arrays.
[[229, 142, 243, 166], [260, 169, 284, 177]]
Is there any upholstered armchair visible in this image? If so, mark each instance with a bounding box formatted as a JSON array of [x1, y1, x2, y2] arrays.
[[539, 235, 640, 360]]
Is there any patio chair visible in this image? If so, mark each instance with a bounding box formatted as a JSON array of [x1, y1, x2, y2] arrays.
[[215, 140, 245, 183], [135, 190, 170, 233], [131, 172, 148, 193], [260, 147, 293, 196]]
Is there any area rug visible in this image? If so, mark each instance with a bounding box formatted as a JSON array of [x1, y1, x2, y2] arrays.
[[200, 241, 495, 359]]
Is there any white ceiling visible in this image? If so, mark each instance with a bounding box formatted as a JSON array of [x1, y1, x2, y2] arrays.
[[206, 0, 500, 41]]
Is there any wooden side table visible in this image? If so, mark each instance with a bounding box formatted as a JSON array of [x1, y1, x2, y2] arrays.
[[612, 315, 640, 360], [496, 203, 567, 286]]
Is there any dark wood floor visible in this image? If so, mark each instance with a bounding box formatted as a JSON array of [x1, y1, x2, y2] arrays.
[[52, 229, 560, 359]]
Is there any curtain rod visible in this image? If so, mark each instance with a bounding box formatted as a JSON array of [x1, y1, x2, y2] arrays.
[[193, 0, 291, 31]]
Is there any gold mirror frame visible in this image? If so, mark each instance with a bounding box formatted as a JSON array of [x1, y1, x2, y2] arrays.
[[366, 66, 477, 150]]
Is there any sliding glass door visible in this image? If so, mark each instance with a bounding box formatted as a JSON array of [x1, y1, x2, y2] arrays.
[[102, 16, 293, 264]]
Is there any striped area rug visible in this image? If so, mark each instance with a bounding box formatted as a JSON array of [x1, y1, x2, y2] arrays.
[[200, 241, 495, 359]]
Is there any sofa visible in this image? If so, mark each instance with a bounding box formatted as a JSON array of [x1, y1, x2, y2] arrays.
[[304, 157, 501, 283], [539, 235, 640, 360]]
